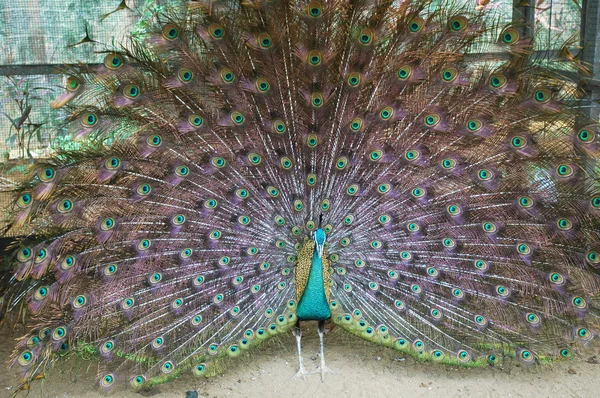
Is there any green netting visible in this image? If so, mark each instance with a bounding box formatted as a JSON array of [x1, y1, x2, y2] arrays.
[[0, 0, 161, 159], [535, 0, 581, 50], [0, 0, 150, 66]]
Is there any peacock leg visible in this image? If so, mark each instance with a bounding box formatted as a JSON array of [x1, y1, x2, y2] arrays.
[[313, 320, 335, 382], [292, 321, 310, 380]]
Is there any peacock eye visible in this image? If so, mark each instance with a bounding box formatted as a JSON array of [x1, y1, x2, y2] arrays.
[[410, 187, 427, 198], [358, 28, 374, 45], [66, 76, 80, 91], [105, 157, 121, 170], [336, 156, 348, 170], [220, 68, 236, 83], [501, 27, 520, 44], [73, 295, 87, 308], [474, 314, 487, 326], [173, 214, 186, 225], [273, 119, 286, 134], [307, 1, 322, 17], [306, 134, 318, 147], [577, 127, 595, 143], [482, 222, 497, 233], [255, 77, 270, 93], [175, 165, 189, 177], [424, 113, 440, 127], [161, 361, 175, 374], [441, 158, 456, 169], [370, 150, 382, 161], [441, 67, 457, 82], [178, 68, 194, 83], [518, 195, 534, 208], [517, 243, 531, 255], [18, 350, 34, 366], [231, 111, 245, 125], [308, 50, 322, 65], [123, 84, 140, 99], [380, 107, 393, 120], [556, 218, 572, 230], [534, 88, 551, 103], [247, 153, 262, 165], [556, 164, 573, 177], [407, 222, 419, 232], [408, 17, 424, 33], [346, 184, 358, 196], [511, 135, 527, 149], [405, 149, 420, 161], [311, 92, 324, 108], [147, 135, 162, 147], [80, 112, 98, 127], [209, 23, 224, 39], [122, 297, 135, 309], [235, 189, 249, 200], [467, 119, 482, 132], [397, 65, 412, 80], [182, 248, 193, 259], [205, 198, 218, 209], [449, 15, 468, 32], [478, 169, 493, 180], [347, 72, 361, 87], [104, 53, 124, 70], [101, 217, 116, 231], [258, 32, 273, 49], [61, 255, 75, 270], [57, 199, 73, 213], [294, 200, 304, 211], [377, 183, 390, 194], [137, 239, 152, 250], [136, 183, 152, 196], [39, 167, 56, 182], [280, 157, 292, 169], [349, 117, 364, 132], [162, 24, 180, 40], [34, 286, 49, 300], [211, 157, 227, 168], [17, 192, 32, 208], [489, 74, 507, 89]]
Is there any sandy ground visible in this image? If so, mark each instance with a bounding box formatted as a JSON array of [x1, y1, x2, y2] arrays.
[[1, 321, 599, 398]]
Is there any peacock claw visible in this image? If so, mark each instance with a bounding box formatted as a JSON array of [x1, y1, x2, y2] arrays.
[[312, 363, 335, 382], [293, 366, 311, 381]]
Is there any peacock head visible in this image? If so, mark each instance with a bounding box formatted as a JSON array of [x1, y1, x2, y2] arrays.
[[313, 228, 326, 259]]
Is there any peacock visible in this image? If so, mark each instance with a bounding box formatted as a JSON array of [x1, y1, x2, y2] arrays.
[[2, 0, 600, 392]]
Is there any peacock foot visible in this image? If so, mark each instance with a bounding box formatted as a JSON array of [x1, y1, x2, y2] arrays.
[[293, 364, 311, 381], [312, 359, 335, 382]]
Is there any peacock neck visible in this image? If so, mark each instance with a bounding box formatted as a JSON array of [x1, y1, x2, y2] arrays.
[[295, 240, 332, 321]]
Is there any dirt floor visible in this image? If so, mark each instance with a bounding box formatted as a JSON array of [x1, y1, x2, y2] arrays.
[[1, 321, 599, 398]]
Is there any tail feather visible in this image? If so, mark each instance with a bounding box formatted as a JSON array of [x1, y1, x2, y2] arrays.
[[2, 0, 599, 391]]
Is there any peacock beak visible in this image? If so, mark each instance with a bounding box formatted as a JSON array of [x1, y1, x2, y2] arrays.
[[313, 229, 326, 259]]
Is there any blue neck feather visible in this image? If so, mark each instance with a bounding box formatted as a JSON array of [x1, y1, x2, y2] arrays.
[[295, 247, 331, 321]]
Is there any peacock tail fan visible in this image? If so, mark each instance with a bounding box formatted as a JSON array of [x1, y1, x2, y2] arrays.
[[3, 0, 600, 391]]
